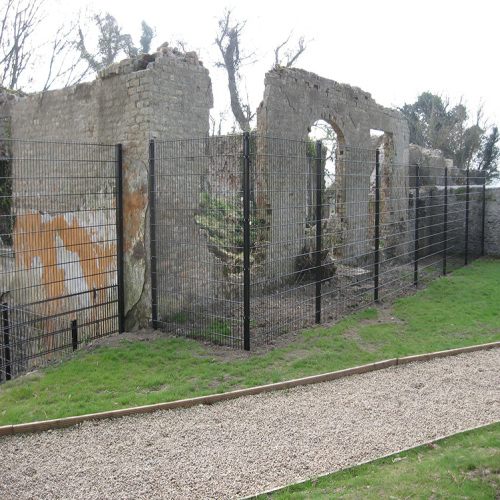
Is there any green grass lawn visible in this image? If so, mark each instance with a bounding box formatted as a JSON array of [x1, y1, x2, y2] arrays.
[[255, 422, 500, 500], [1, 259, 499, 427]]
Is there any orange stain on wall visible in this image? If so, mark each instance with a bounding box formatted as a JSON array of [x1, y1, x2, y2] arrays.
[[15, 212, 117, 301], [123, 188, 146, 252]]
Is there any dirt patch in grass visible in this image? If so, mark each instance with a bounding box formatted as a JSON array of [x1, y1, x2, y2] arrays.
[[83, 327, 304, 363], [342, 329, 378, 351], [464, 466, 500, 494], [340, 308, 405, 351]]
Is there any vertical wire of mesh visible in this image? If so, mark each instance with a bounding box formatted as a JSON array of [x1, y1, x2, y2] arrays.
[[0, 139, 119, 380]]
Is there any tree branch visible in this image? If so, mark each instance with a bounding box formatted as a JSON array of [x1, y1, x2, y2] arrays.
[[274, 33, 308, 68], [215, 9, 252, 131]]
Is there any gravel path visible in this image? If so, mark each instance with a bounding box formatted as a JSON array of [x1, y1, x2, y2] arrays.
[[1, 348, 499, 499]]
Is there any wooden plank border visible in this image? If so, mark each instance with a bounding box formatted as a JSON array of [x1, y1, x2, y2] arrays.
[[1, 341, 499, 437], [240, 421, 500, 499]]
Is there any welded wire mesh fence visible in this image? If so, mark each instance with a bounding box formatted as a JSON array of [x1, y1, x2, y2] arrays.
[[0, 139, 122, 381], [150, 136, 247, 347], [150, 134, 486, 350], [2, 134, 484, 374]]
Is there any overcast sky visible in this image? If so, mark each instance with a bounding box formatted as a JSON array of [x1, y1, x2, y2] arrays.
[[51, 0, 499, 129]]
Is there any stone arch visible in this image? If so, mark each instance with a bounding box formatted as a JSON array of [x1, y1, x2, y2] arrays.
[[308, 116, 345, 146]]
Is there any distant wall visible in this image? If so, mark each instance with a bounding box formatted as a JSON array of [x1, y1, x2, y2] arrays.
[[485, 187, 500, 256], [409, 145, 496, 260]]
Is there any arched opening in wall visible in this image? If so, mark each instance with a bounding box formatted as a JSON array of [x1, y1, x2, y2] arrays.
[[304, 119, 345, 265], [371, 128, 393, 156], [369, 129, 394, 194], [309, 119, 344, 191], [308, 119, 343, 220]]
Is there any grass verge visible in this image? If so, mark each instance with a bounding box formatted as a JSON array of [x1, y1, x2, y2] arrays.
[[1, 259, 499, 426], [254, 422, 500, 499]]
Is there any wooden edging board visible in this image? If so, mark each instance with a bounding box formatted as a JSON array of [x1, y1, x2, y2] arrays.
[[239, 420, 500, 499], [1, 341, 499, 438]]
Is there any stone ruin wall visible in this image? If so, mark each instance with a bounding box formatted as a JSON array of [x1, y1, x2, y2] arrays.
[[409, 145, 492, 259], [484, 187, 500, 256], [1, 55, 499, 331], [0, 47, 214, 330], [257, 67, 411, 272]]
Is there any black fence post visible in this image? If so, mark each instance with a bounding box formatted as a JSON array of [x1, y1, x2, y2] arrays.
[[149, 139, 158, 330], [315, 141, 323, 324], [481, 170, 486, 257], [465, 168, 470, 266], [443, 166, 448, 276], [374, 149, 380, 302], [414, 164, 420, 287], [115, 144, 125, 334], [0, 304, 3, 382], [2, 303, 11, 381], [71, 320, 78, 351], [243, 132, 251, 351]]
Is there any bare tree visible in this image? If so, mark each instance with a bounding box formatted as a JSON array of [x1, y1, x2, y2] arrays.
[[0, 0, 93, 91], [0, 0, 44, 89], [215, 9, 307, 132], [215, 9, 255, 132], [210, 110, 228, 136], [274, 33, 307, 68], [41, 22, 92, 91]]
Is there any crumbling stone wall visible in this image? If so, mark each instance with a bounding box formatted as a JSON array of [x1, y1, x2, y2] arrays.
[[0, 46, 213, 330], [257, 67, 410, 273], [409, 145, 489, 259]]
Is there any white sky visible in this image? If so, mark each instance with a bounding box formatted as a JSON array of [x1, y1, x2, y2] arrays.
[[46, 0, 499, 129]]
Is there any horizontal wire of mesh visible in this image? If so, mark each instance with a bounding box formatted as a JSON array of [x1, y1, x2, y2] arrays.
[[0, 139, 119, 381], [151, 136, 246, 347], [151, 135, 486, 350]]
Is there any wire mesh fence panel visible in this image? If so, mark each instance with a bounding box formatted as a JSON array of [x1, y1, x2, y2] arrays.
[[316, 146, 377, 322], [0, 134, 486, 366], [0, 139, 120, 381], [249, 136, 319, 343], [151, 136, 245, 348], [151, 135, 486, 350]]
